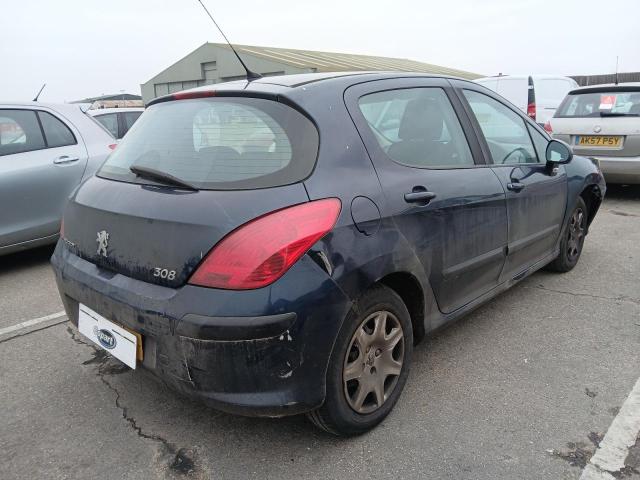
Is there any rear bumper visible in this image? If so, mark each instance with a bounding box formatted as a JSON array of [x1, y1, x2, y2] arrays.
[[590, 155, 640, 184], [51, 242, 352, 417]]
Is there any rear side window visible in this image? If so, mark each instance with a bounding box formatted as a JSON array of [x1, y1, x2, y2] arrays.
[[358, 87, 474, 168], [556, 90, 640, 117], [123, 111, 142, 131], [95, 113, 119, 138], [98, 97, 318, 190], [463, 90, 538, 164], [38, 111, 76, 148], [0, 109, 45, 156]]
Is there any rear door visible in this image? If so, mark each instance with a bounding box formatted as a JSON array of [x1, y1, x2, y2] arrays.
[[0, 107, 87, 247], [345, 78, 508, 314], [534, 78, 576, 124], [496, 77, 528, 113], [454, 83, 567, 281]]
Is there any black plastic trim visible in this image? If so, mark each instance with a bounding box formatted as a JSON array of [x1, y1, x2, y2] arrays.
[[176, 312, 297, 341]]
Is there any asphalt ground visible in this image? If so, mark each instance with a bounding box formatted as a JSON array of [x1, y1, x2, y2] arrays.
[[1, 185, 639, 480]]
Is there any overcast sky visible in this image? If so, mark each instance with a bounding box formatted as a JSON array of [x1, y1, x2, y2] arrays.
[[1, 0, 638, 102]]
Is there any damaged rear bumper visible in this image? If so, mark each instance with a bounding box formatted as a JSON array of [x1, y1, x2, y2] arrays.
[[51, 242, 352, 417]]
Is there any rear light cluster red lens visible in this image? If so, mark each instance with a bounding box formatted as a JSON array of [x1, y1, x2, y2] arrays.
[[544, 121, 553, 134], [188, 198, 341, 290], [527, 102, 536, 121]]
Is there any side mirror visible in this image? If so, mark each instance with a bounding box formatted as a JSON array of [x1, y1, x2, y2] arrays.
[[546, 139, 573, 165]]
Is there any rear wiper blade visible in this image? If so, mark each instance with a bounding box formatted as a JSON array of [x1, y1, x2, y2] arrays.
[[129, 165, 198, 191], [599, 112, 639, 117]]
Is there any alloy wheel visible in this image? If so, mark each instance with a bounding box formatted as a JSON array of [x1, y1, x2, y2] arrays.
[[343, 310, 405, 414], [567, 207, 586, 262]]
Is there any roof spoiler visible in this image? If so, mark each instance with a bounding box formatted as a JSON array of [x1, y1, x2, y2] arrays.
[[77, 103, 93, 113]]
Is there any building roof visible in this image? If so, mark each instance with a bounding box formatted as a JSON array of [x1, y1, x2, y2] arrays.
[[71, 93, 142, 104], [208, 43, 480, 79]]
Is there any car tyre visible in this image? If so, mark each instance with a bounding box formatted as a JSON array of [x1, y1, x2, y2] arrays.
[[546, 197, 588, 273], [307, 284, 413, 436]]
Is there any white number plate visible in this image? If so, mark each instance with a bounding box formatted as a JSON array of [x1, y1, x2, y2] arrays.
[[78, 304, 138, 369]]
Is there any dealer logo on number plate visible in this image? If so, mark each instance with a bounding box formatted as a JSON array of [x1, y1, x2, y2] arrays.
[[93, 326, 117, 349]]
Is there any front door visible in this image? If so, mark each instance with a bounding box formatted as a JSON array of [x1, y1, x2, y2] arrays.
[[346, 78, 508, 314], [457, 86, 567, 280]]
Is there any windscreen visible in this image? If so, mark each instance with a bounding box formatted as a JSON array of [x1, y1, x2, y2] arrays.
[[555, 90, 640, 118], [98, 97, 319, 190]]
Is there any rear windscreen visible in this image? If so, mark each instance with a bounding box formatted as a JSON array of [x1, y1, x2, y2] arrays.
[[555, 90, 640, 118], [98, 97, 319, 190]]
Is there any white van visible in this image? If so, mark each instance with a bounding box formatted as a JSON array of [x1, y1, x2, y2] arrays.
[[474, 75, 579, 125]]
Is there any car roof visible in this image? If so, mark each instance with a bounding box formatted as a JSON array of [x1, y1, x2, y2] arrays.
[[0, 101, 88, 112], [147, 71, 477, 107], [88, 107, 145, 115], [476, 74, 576, 81], [568, 82, 640, 94]]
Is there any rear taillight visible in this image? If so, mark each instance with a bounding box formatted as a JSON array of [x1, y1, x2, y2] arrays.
[[108, 143, 117, 150], [527, 102, 536, 121], [188, 198, 341, 290], [544, 121, 553, 134]]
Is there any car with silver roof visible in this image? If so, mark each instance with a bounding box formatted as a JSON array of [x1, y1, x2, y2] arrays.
[[548, 83, 640, 184], [0, 102, 116, 255], [88, 107, 144, 139]]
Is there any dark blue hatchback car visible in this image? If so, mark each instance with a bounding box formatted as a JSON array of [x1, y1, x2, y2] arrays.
[[52, 72, 605, 435]]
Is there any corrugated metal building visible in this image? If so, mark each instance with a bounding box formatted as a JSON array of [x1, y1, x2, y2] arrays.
[[571, 72, 640, 87], [140, 43, 481, 103]]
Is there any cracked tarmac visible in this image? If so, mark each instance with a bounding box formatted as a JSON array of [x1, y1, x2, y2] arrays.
[[1, 185, 639, 480]]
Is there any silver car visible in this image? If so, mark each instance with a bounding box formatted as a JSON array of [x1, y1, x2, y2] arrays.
[[88, 107, 144, 139], [548, 83, 640, 184], [0, 102, 115, 256]]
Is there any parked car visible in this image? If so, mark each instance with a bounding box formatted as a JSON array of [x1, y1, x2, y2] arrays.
[[548, 83, 640, 184], [0, 102, 115, 256], [475, 75, 579, 125], [88, 107, 144, 139], [51, 72, 605, 436]]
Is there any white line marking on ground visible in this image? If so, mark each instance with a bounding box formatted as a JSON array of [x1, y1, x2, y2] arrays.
[[579, 376, 640, 479], [0, 311, 66, 336]]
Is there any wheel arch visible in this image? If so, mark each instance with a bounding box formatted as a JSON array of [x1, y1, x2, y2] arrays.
[[579, 183, 604, 228], [378, 272, 426, 344]]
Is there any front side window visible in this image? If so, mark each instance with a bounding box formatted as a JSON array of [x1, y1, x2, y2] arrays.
[[528, 125, 548, 162], [98, 97, 319, 190], [0, 109, 45, 156], [38, 111, 76, 148], [463, 90, 538, 165], [358, 87, 474, 168]]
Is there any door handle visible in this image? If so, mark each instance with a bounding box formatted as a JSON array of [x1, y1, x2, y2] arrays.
[[53, 155, 80, 165], [507, 182, 525, 192], [404, 188, 437, 204]]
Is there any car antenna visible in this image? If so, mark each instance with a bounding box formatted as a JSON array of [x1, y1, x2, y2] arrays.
[[615, 56, 619, 85], [33, 83, 46, 102], [195, 0, 262, 82]]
